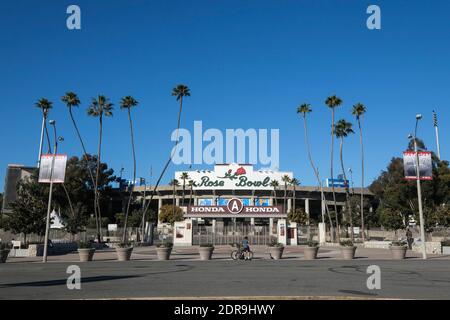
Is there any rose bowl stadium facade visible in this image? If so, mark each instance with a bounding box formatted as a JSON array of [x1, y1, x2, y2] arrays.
[[133, 164, 373, 245]]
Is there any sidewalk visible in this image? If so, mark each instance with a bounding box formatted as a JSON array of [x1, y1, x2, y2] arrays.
[[5, 245, 450, 264]]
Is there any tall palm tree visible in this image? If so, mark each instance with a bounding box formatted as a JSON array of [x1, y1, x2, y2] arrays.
[[290, 178, 300, 212], [352, 103, 367, 241], [35, 98, 53, 158], [62, 92, 101, 231], [169, 179, 180, 220], [270, 180, 279, 206], [87, 95, 113, 242], [120, 96, 139, 243], [297, 103, 335, 241], [325, 95, 343, 241], [188, 180, 194, 207], [179, 172, 190, 207], [334, 119, 355, 241], [281, 175, 291, 213], [142, 85, 190, 231]]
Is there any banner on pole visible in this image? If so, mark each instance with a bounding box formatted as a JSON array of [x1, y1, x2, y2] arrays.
[[38, 154, 68, 183], [403, 151, 433, 180]]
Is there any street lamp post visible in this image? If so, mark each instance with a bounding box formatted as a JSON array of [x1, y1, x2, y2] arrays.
[[411, 114, 427, 260], [42, 120, 63, 263]]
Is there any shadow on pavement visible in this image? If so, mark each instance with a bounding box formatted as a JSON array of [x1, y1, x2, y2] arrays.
[[0, 275, 141, 288]]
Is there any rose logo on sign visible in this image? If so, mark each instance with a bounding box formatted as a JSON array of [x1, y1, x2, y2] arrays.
[[227, 198, 244, 214]]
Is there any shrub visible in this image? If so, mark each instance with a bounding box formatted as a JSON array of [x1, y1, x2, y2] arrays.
[[0, 242, 12, 250], [268, 240, 284, 248], [391, 240, 407, 247], [340, 240, 354, 247], [78, 241, 92, 249], [200, 243, 214, 248], [441, 240, 450, 247], [157, 242, 173, 248], [117, 242, 133, 248]]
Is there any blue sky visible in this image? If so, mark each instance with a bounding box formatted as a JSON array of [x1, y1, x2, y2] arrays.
[[1, 0, 450, 190]]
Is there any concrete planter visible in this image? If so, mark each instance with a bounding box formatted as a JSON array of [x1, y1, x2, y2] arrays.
[[78, 248, 95, 262], [198, 247, 214, 260], [442, 246, 450, 255], [156, 247, 172, 260], [304, 246, 319, 260], [0, 249, 10, 263], [269, 246, 284, 260], [115, 247, 133, 261], [390, 246, 407, 260], [340, 246, 356, 260]]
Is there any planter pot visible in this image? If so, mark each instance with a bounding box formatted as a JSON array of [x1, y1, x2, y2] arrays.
[[156, 247, 172, 260], [340, 246, 357, 260], [198, 247, 214, 260], [0, 249, 10, 263], [390, 246, 407, 260], [78, 248, 95, 262], [115, 247, 133, 261], [304, 246, 319, 260], [269, 246, 284, 260]]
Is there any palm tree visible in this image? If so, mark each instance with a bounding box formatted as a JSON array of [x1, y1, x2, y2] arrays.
[[87, 95, 113, 242], [270, 180, 279, 206], [352, 103, 367, 241], [281, 175, 291, 213], [179, 172, 190, 207], [297, 103, 335, 241], [120, 96, 139, 243], [325, 95, 343, 240], [62, 92, 101, 230], [290, 178, 300, 212], [142, 85, 190, 231], [188, 180, 194, 207], [35, 98, 53, 158], [334, 119, 355, 241], [169, 179, 180, 220]]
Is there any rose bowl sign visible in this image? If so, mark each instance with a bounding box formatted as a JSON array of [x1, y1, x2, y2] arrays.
[[176, 164, 292, 190], [186, 198, 285, 218]]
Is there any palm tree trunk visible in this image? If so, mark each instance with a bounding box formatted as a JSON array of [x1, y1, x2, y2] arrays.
[[303, 115, 335, 241], [68, 108, 100, 238], [142, 97, 184, 229], [339, 138, 354, 241], [284, 183, 287, 213], [43, 120, 52, 154], [61, 183, 75, 219], [330, 109, 340, 242], [292, 186, 296, 212], [182, 180, 186, 207], [123, 108, 136, 243], [358, 118, 366, 242], [189, 185, 193, 207], [94, 115, 104, 242]]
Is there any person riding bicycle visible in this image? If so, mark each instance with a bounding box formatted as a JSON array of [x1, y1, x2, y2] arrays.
[[242, 237, 250, 260]]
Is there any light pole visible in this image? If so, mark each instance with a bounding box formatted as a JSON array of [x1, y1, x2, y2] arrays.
[[410, 114, 427, 260], [433, 111, 441, 160], [42, 120, 63, 263]]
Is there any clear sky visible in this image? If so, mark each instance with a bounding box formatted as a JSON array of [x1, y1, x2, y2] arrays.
[[1, 0, 449, 190]]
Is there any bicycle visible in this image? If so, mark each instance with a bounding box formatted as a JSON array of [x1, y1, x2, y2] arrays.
[[230, 243, 253, 260]]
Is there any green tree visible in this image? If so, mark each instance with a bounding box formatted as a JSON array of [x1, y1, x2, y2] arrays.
[[297, 103, 335, 239], [142, 85, 190, 232], [290, 178, 300, 212], [325, 95, 343, 240], [288, 208, 309, 225], [270, 180, 279, 206], [281, 175, 291, 213], [120, 96, 139, 243], [334, 119, 355, 240], [179, 172, 190, 207], [159, 205, 184, 225], [62, 92, 100, 233], [352, 103, 367, 241], [3, 174, 48, 243], [87, 95, 114, 242], [35, 98, 53, 154]]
